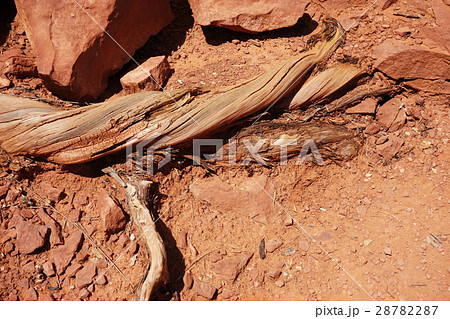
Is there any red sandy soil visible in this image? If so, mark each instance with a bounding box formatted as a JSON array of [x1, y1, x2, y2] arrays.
[[0, 0, 448, 300]]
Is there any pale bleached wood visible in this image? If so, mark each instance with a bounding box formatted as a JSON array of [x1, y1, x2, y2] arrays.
[[0, 19, 360, 165]]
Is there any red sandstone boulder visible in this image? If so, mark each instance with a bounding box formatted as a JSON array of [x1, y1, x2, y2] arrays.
[[14, 0, 174, 101], [120, 56, 171, 93], [188, 0, 309, 33]]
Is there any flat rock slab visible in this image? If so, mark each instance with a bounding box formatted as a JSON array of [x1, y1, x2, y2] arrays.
[[404, 79, 450, 95], [14, 0, 174, 101], [0, 75, 11, 89], [188, 0, 309, 33], [211, 252, 253, 282], [376, 135, 404, 160], [376, 98, 407, 132], [36, 182, 63, 203], [416, 0, 450, 54], [42, 261, 56, 277], [346, 98, 377, 114], [52, 232, 84, 274], [0, 228, 16, 245], [0, 184, 8, 199], [372, 39, 450, 81], [24, 287, 38, 301], [190, 175, 274, 224], [265, 238, 283, 253], [194, 281, 217, 300], [16, 220, 49, 254], [36, 208, 64, 247], [76, 261, 97, 289]]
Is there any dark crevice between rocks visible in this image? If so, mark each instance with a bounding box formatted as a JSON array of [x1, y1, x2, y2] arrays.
[[201, 13, 318, 46], [0, 0, 17, 46]]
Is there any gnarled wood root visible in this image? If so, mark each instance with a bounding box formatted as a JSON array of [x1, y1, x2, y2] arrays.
[[0, 19, 362, 165], [103, 168, 168, 300]]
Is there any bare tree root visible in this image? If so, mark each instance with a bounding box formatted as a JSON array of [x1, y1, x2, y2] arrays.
[[211, 121, 360, 165], [103, 167, 168, 300], [302, 85, 398, 121], [0, 19, 361, 165]]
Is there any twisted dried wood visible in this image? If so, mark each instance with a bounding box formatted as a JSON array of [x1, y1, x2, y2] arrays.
[[123, 178, 167, 301], [217, 121, 360, 164], [0, 19, 360, 165], [101, 167, 167, 301], [301, 85, 398, 122], [289, 63, 365, 109]]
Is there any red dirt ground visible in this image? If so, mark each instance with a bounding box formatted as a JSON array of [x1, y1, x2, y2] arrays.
[[0, 0, 448, 301]]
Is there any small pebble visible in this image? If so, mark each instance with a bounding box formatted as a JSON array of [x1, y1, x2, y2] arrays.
[[268, 268, 282, 279], [284, 217, 293, 226], [299, 240, 310, 252], [265, 238, 283, 253], [96, 275, 107, 285]]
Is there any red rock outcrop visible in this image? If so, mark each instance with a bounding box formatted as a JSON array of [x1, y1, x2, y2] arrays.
[[14, 0, 174, 101], [188, 0, 309, 33]]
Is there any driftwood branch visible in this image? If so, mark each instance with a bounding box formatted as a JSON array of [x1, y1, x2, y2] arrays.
[[302, 85, 398, 121], [103, 167, 168, 300], [0, 19, 364, 165], [223, 121, 360, 164]]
